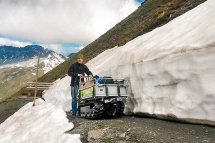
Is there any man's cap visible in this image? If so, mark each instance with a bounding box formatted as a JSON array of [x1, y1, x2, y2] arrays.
[[76, 54, 84, 59]]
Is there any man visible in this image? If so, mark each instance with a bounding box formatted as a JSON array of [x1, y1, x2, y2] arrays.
[[68, 54, 93, 115]]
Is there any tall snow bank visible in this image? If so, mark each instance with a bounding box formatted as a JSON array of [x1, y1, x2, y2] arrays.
[[43, 76, 71, 111], [0, 99, 81, 143], [86, 0, 215, 124]]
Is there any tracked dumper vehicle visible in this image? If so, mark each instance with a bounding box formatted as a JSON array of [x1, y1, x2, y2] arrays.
[[78, 76, 129, 119]]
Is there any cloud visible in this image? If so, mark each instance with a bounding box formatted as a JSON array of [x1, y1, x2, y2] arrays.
[[0, 37, 81, 55], [0, 37, 31, 47], [0, 0, 139, 45], [41, 44, 81, 56]]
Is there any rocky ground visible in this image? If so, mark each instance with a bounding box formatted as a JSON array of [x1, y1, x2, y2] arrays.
[[68, 113, 215, 143], [0, 96, 214, 143]]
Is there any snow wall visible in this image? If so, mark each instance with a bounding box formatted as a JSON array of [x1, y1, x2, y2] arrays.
[[86, 0, 215, 124]]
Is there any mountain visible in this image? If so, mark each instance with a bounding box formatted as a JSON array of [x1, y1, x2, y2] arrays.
[[0, 45, 66, 73], [0, 45, 66, 101], [0, 45, 65, 66], [67, 53, 76, 58]]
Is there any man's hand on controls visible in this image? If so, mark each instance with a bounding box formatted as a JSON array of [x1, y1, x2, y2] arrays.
[[78, 74, 93, 79], [89, 75, 93, 80], [78, 74, 83, 77]]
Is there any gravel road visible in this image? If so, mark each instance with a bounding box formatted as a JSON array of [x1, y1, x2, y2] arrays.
[[0, 96, 214, 143]]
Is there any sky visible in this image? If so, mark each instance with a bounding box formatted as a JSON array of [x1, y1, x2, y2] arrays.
[[0, 0, 144, 56]]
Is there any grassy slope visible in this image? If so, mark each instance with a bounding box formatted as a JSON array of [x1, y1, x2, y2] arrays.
[[0, 67, 44, 101], [14, 0, 206, 96]]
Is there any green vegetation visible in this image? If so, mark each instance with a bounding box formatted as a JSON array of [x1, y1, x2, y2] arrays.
[[13, 0, 206, 97], [0, 67, 44, 102]]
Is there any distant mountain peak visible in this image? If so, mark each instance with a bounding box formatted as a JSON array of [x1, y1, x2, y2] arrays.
[[0, 45, 66, 66], [67, 53, 76, 58]]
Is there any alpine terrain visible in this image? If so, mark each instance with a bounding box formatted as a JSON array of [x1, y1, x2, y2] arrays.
[[0, 0, 214, 143], [0, 45, 65, 101]]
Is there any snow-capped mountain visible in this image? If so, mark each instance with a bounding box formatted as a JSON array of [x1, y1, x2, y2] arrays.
[[0, 45, 66, 100], [0, 45, 66, 73], [0, 45, 51, 65], [42, 52, 65, 73]]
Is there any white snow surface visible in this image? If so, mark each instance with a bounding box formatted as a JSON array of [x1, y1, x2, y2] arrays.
[[0, 57, 42, 69], [43, 53, 65, 73], [43, 76, 72, 111], [0, 99, 81, 143], [85, 0, 215, 122]]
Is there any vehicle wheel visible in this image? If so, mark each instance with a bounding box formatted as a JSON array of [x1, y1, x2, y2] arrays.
[[105, 101, 124, 118], [91, 102, 104, 119]]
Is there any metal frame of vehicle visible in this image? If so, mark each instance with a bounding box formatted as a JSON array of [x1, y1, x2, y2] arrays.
[[77, 77, 129, 118]]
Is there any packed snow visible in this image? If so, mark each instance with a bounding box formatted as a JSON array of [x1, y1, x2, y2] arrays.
[[43, 53, 65, 73], [43, 76, 72, 111], [85, 0, 215, 123], [0, 99, 81, 143]]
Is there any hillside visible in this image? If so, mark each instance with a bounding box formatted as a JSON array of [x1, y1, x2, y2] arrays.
[[13, 0, 206, 97]]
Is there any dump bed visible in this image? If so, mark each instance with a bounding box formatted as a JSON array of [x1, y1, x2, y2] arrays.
[[79, 77, 128, 100]]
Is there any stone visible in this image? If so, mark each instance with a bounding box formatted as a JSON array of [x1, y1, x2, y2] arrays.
[[119, 133, 126, 138]]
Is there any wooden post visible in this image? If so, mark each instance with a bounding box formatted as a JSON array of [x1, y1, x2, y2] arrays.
[[33, 55, 40, 106]]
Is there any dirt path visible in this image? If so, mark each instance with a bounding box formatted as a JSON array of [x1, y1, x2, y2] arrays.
[[67, 113, 215, 143], [0, 97, 214, 143]]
